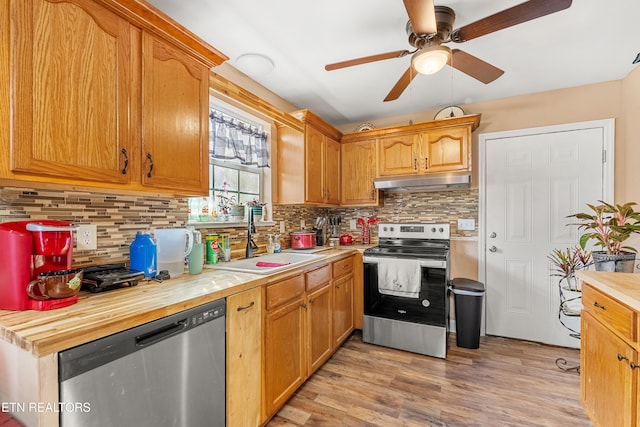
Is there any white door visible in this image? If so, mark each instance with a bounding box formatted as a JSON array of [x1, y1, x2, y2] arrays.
[[479, 120, 614, 347]]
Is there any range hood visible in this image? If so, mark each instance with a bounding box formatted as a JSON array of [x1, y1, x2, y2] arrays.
[[373, 173, 471, 193]]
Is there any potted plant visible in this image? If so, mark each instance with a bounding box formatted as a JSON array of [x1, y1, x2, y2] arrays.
[[568, 201, 640, 272], [215, 181, 237, 220], [247, 198, 267, 221], [548, 247, 592, 291]]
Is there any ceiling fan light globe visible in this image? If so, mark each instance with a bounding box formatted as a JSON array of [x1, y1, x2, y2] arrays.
[[412, 45, 451, 75]]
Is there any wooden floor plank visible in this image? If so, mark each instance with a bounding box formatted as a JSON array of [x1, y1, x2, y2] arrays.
[[268, 332, 591, 427]]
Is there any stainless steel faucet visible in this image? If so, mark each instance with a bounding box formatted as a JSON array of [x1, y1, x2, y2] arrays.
[[245, 208, 258, 258]]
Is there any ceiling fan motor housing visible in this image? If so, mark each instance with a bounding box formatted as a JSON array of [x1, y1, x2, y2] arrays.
[[407, 6, 456, 48]]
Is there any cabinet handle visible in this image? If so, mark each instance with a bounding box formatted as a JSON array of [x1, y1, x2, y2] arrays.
[[594, 301, 606, 310], [300, 303, 307, 309], [236, 301, 255, 312], [617, 353, 629, 362], [309, 298, 315, 304], [413, 158, 417, 171], [121, 148, 129, 175], [631, 362, 638, 370], [425, 157, 429, 170], [335, 284, 340, 289], [146, 153, 154, 178], [371, 187, 375, 199]]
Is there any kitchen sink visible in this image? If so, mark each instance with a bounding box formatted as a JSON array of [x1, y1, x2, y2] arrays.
[[205, 252, 325, 275]]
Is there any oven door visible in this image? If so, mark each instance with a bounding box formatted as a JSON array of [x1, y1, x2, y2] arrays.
[[363, 256, 449, 327]]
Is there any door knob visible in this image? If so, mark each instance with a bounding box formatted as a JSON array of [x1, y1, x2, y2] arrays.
[[489, 246, 497, 252], [489, 232, 497, 238]]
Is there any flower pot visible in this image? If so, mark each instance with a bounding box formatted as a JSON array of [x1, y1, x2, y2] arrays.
[[229, 205, 245, 220], [592, 251, 636, 273]]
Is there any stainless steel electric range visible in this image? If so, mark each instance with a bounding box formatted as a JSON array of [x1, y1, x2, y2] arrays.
[[363, 223, 450, 358]]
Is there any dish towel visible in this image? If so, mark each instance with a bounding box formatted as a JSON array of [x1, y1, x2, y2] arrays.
[[377, 258, 421, 298]]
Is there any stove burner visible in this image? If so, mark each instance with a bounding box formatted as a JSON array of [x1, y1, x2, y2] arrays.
[[82, 263, 145, 293]]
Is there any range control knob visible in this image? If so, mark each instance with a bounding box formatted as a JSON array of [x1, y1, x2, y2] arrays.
[[389, 227, 394, 232], [439, 227, 444, 233], [431, 227, 436, 232], [382, 226, 388, 232]]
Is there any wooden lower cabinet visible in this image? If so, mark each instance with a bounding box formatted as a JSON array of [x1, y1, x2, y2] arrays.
[[264, 279, 306, 418], [262, 256, 356, 423], [333, 273, 354, 347], [306, 265, 333, 374], [580, 282, 639, 427], [226, 287, 263, 427]]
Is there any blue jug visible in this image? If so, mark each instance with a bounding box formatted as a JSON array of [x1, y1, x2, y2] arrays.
[[129, 233, 157, 278]]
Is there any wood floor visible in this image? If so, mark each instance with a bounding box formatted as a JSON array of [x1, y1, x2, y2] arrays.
[[268, 331, 592, 427]]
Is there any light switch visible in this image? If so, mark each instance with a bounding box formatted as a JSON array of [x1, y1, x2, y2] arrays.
[[457, 219, 475, 231]]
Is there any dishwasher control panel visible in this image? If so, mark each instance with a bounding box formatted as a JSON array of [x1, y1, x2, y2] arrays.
[[191, 305, 225, 326]]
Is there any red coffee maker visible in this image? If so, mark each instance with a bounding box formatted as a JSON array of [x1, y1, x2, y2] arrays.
[[0, 220, 79, 310]]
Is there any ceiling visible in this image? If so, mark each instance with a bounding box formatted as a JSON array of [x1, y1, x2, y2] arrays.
[[146, 0, 640, 127]]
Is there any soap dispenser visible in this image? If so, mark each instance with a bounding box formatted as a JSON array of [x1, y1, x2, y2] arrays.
[[266, 234, 275, 254], [273, 233, 282, 253]]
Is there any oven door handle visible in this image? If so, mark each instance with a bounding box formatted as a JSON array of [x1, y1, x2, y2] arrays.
[[363, 256, 446, 269]]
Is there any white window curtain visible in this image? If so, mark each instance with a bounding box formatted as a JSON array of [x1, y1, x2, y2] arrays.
[[210, 110, 270, 167]]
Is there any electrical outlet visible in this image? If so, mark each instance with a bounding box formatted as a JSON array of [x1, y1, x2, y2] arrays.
[[349, 219, 357, 230], [279, 221, 285, 233], [457, 219, 475, 231], [77, 224, 97, 250], [300, 220, 306, 229]]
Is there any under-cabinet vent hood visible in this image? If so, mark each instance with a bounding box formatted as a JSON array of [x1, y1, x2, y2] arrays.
[[373, 173, 471, 193]]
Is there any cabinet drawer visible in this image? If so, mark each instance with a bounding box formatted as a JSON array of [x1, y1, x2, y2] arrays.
[[266, 275, 305, 311], [306, 265, 331, 292], [582, 284, 636, 343], [333, 257, 353, 278]]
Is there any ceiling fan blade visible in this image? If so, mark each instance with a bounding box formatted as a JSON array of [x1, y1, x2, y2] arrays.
[[451, 0, 572, 42], [450, 49, 504, 84], [325, 50, 410, 71], [403, 0, 437, 35], [384, 67, 417, 102]]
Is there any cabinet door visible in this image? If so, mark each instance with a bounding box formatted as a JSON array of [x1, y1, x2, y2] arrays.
[[333, 274, 354, 347], [264, 296, 306, 417], [305, 125, 325, 203], [419, 126, 469, 172], [10, 0, 134, 183], [581, 312, 636, 427], [324, 136, 341, 205], [378, 134, 418, 176], [227, 288, 262, 427], [307, 283, 333, 374], [141, 33, 209, 194], [341, 140, 378, 206]]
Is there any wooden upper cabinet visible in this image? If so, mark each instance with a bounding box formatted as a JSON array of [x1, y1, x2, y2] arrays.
[[3, 0, 226, 194], [10, 0, 135, 184], [340, 139, 378, 206], [378, 134, 419, 176], [279, 109, 342, 206], [419, 126, 470, 173], [342, 114, 480, 180], [305, 125, 325, 204], [324, 136, 341, 205], [141, 33, 209, 194]]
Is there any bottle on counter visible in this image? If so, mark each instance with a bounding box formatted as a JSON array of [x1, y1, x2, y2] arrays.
[[273, 234, 282, 253], [266, 234, 275, 254], [129, 232, 157, 278]]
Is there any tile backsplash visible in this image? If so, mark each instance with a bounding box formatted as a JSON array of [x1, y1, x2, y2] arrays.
[[0, 186, 478, 266]]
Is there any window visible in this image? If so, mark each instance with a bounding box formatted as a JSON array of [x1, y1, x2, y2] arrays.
[[188, 100, 271, 224]]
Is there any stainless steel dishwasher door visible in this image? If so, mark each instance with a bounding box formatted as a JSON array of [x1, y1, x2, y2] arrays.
[[59, 299, 226, 427]]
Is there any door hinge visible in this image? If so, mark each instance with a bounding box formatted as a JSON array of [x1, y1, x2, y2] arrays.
[[602, 149, 607, 163]]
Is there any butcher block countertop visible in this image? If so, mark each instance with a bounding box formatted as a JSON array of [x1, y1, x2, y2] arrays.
[[0, 248, 357, 357], [576, 271, 640, 312]]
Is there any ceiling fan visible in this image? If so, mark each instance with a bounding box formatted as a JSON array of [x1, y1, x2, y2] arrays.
[[325, 0, 573, 102]]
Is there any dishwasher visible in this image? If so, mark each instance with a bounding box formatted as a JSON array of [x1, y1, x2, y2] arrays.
[[59, 298, 226, 427]]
